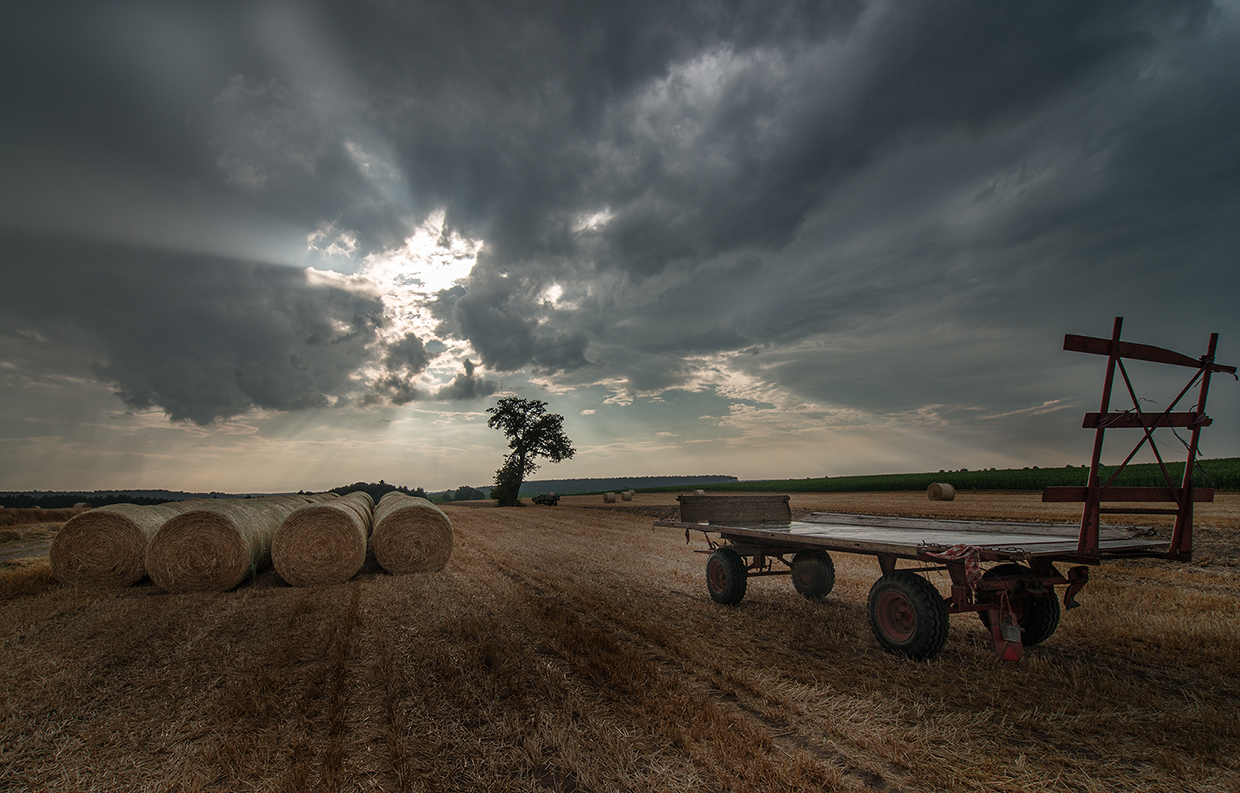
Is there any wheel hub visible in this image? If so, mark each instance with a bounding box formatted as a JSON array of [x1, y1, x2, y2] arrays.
[[877, 591, 915, 641]]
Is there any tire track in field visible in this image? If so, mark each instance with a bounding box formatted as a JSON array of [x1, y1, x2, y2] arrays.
[[470, 544, 867, 793], [479, 545, 910, 792], [317, 580, 362, 792], [184, 585, 357, 791], [359, 562, 612, 793]]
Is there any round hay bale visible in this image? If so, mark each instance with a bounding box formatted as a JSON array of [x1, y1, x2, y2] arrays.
[[371, 493, 452, 574], [272, 491, 374, 587], [621, 491, 633, 501], [694, 489, 706, 496], [603, 492, 617, 503], [145, 495, 315, 593], [72, 502, 92, 510], [51, 501, 201, 588], [927, 483, 956, 502]]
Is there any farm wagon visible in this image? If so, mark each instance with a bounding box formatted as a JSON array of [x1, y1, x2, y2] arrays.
[[656, 319, 1235, 661]]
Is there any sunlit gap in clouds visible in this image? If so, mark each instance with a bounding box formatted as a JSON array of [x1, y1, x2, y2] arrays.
[[305, 209, 484, 395]]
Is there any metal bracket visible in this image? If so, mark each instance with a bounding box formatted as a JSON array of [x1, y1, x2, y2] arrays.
[[1063, 566, 1089, 610]]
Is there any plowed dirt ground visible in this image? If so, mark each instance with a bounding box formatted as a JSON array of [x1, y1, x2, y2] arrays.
[[1, 492, 1237, 792]]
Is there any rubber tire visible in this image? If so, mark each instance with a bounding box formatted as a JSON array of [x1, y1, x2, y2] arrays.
[[706, 547, 748, 605], [976, 563, 1061, 646], [791, 551, 835, 599], [867, 572, 950, 661]]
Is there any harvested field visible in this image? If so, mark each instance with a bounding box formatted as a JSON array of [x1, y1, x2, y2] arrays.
[[0, 507, 85, 527], [1, 493, 1238, 791]]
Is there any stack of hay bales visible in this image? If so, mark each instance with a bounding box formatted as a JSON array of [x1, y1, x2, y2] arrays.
[[927, 483, 956, 502], [371, 492, 453, 573], [145, 495, 327, 593], [51, 499, 206, 588], [272, 491, 374, 587]]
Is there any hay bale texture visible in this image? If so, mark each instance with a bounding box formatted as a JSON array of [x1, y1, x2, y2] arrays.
[[371, 493, 452, 574], [272, 491, 374, 587], [927, 483, 956, 501], [51, 500, 203, 588], [145, 495, 329, 593]]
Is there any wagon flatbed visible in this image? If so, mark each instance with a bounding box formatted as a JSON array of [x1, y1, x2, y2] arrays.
[[658, 511, 1167, 562]]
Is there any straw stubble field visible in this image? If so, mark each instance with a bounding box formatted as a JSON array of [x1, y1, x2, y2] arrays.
[[1, 492, 1238, 792]]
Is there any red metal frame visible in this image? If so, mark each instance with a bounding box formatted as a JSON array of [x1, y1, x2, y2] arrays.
[[1043, 317, 1236, 558]]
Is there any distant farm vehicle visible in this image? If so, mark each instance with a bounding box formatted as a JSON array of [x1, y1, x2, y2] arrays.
[[658, 318, 1235, 662], [532, 493, 560, 506]]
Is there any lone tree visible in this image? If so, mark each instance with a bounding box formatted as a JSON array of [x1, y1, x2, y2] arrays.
[[486, 396, 575, 507]]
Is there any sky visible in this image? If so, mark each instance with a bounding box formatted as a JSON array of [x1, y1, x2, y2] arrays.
[[2, 0, 1238, 493]]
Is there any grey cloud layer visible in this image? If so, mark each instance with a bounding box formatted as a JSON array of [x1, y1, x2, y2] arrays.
[[0, 236, 387, 424], [3, 0, 1237, 427]]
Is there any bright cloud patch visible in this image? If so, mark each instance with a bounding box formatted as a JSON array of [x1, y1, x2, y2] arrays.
[[310, 209, 498, 404]]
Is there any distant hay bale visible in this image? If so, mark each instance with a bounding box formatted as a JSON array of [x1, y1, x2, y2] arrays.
[[603, 492, 617, 503], [371, 493, 453, 574], [272, 491, 374, 587], [145, 496, 317, 593], [51, 501, 201, 588], [72, 502, 92, 510], [694, 489, 706, 496], [927, 483, 956, 502], [621, 491, 633, 501]]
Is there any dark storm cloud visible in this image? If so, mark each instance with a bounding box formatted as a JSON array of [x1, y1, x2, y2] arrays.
[[0, 235, 384, 425], [436, 266, 590, 373], [434, 360, 499, 402], [3, 0, 1237, 427], [365, 375, 422, 407], [358, 0, 1219, 382], [358, 331, 441, 406], [383, 332, 433, 375]]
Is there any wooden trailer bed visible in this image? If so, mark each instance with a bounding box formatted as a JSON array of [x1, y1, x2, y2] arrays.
[[662, 511, 1168, 561]]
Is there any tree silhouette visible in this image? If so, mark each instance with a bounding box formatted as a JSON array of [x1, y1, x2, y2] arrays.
[[486, 397, 575, 507]]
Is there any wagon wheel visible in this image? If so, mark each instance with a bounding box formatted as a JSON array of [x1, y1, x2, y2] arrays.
[[790, 551, 835, 599], [867, 572, 950, 660], [705, 547, 747, 605], [976, 563, 1061, 646]]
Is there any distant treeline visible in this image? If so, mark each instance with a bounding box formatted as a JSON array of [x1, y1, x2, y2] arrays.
[[326, 481, 428, 502], [658, 458, 1240, 494], [0, 492, 179, 509], [519, 475, 738, 495], [439, 486, 488, 502]]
